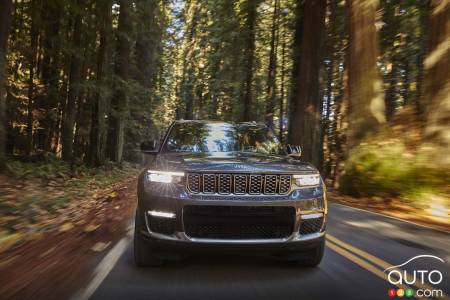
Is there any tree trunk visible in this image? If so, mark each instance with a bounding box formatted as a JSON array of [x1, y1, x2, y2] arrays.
[[288, 0, 326, 168], [287, 0, 303, 143], [422, 0, 450, 165], [36, 1, 62, 152], [278, 30, 286, 143], [0, 0, 13, 169], [107, 0, 132, 164], [89, 0, 111, 166], [347, 0, 385, 148], [136, 0, 158, 91], [61, 0, 85, 162], [241, 0, 259, 121], [265, 0, 279, 128], [26, 0, 39, 155], [179, 3, 200, 120]]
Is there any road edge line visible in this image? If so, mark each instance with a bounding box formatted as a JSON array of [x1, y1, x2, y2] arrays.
[[70, 226, 133, 300], [331, 202, 450, 234]]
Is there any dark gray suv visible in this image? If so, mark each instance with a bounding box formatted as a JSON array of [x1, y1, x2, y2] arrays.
[[135, 120, 327, 267]]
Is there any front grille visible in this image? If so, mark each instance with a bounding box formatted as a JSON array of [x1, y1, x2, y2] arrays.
[[299, 217, 324, 235], [183, 205, 295, 239], [187, 173, 291, 195]]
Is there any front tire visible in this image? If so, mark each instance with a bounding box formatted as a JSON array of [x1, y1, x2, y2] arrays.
[[134, 210, 163, 267]]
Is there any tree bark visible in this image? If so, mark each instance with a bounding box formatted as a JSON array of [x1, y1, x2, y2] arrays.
[[241, 0, 259, 121], [287, 0, 303, 143], [278, 29, 286, 143], [265, 0, 279, 128], [0, 0, 13, 169], [107, 0, 132, 164], [136, 0, 158, 91], [26, 0, 39, 155], [422, 0, 450, 165], [179, 2, 200, 120], [288, 0, 326, 168], [89, 0, 111, 166], [62, 0, 85, 162], [347, 0, 385, 148]]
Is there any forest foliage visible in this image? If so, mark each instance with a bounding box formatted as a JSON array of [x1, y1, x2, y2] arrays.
[[0, 0, 449, 203]]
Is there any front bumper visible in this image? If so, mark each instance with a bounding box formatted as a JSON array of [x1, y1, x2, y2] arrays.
[[137, 179, 327, 248]]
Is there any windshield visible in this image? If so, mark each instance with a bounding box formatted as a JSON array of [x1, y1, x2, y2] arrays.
[[163, 122, 284, 155]]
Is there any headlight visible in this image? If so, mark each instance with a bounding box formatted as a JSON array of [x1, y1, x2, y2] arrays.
[[147, 170, 184, 184], [293, 174, 321, 187]]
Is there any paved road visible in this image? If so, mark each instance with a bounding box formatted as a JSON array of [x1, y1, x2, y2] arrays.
[[86, 203, 450, 300]]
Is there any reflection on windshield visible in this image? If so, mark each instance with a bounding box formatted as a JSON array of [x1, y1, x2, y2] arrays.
[[164, 123, 283, 155]]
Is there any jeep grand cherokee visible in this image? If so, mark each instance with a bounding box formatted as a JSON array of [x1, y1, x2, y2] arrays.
[[135, 120, 327, 267]]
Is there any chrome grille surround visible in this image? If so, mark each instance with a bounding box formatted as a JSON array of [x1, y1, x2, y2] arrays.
[[187, 173, 201, 193], [279, 175, 291, 194], [218, 174, 232, 194], [264, 175, 277, 194], [249, 175, 262, 194], [234, 175, 247, 195], [187, 173, 292, 195], [202, 174, 216, 194]]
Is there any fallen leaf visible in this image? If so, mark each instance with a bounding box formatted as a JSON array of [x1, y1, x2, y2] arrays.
[[59, 222, 74, 232], [84, 224, 100, 232], [91, 241, 110, 252], [0, 233, 23, 253]]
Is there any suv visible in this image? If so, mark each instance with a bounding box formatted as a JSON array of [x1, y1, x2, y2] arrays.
[[135, 120, 327, 267]]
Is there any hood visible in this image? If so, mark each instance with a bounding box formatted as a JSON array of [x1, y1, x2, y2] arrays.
[[150, 152, 318, 174]]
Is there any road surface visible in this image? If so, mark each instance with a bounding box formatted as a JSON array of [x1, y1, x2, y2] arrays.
[[81, 203, 450, 300]]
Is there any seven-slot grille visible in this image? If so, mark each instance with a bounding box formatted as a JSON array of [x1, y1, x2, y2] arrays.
[[187, 173, 291, 195]]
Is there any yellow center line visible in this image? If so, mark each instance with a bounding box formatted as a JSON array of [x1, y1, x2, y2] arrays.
[[326, 234, 443, 296], [326, 239, 417, 298], [327, 234, 448, 299]]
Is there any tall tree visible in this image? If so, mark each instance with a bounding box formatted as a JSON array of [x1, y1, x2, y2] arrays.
[[178, 1, 201, 120], [38, 1, 62, 152], [61, 0, 86, 162], [241, 0, 259, 121], [107, 0, 133, 163], [89, 0, 112, 166], [287, 0, 303, 142], [136, 0, 159, 92], [288, 0, 326, 167], [347, 0, 385, 148], [265, 0, 280, 129], [422, 0, 450, 165], [26, 0, 40, 155], [278, 25, 287, 142], [0, 0, 13, 169]]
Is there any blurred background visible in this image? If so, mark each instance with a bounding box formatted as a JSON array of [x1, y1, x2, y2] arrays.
[[0, 0, 449, 297]]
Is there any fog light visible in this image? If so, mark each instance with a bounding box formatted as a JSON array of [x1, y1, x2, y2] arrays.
[[298, 198, 324, 211], [148, 210, 176, 218]]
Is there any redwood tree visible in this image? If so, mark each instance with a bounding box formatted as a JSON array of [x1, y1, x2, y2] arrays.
[[422, 0, 450, 165], [107, 0, 132, 163], [347, 0, 386, 148], [288, 0, 326, 167], [0, 0, 13, 169]]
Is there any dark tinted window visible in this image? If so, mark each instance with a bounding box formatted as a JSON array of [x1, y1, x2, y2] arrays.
[[163, 122, 283, 154]]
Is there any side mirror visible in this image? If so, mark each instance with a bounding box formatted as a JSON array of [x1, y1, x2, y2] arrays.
[[286, 144, 302, 159], [140, 140, 158, 154]]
